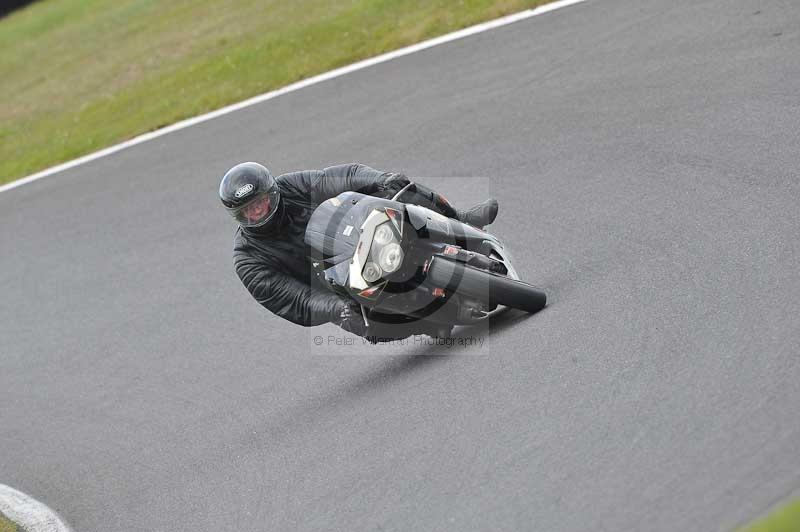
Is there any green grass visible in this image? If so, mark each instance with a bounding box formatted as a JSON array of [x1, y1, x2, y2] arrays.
[[0, 511, 23, 532], [740, 498, 800, 532], [0, 0, 552, 185]]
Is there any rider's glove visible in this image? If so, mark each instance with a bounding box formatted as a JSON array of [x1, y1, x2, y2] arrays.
[[378, 173, 411, 198]]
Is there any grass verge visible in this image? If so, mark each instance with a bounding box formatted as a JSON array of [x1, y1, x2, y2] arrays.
[[0, 511, 23, 532], [740, 498, 800, 532], [0, 0, 553, 186]]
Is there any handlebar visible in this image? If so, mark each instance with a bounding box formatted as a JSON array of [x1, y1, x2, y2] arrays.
[[390, 181, 415, 202]]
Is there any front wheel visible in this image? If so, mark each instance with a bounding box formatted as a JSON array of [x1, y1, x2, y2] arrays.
[[426, 258, 546, 314]]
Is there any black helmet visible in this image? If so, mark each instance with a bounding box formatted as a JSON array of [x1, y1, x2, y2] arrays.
[[219, 162, 282, 234]]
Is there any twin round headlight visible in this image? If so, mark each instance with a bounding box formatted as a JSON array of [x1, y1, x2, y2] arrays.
[[362, 262, 382, 283], [378, 243, 404, 273], [374, 223, 395, 245], [362, 222, 404, 282]]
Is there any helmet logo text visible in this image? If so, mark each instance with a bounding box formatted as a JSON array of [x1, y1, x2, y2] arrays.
[[234, 183, 255, 198]]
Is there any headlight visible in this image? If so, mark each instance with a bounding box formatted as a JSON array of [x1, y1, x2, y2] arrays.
[[362, 262, 382, 283], [378, 243, 404, 273], [374, 223, 396, 245]]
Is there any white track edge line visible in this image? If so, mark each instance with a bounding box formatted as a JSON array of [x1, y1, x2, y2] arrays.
[[0, 0, 588, 195], [0, 484, 72, 532]]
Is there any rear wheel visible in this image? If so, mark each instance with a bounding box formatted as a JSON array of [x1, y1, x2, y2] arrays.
[[426, 258, 546, 314]]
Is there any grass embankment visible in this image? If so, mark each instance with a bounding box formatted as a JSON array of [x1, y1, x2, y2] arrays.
[[740, 498, 800, 532], [0, 511, 23, 532], [0, 0, 551, 185]]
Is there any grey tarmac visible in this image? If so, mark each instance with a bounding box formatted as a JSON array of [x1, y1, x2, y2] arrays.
[[1, 0, 799, 530]]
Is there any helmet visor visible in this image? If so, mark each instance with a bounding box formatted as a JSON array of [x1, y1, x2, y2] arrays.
[[228, 188, 280, 228]]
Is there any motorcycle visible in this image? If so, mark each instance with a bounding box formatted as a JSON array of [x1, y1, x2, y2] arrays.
[[304, 183, 547, 338]]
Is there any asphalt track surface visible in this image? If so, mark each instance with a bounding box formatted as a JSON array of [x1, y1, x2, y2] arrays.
[[2, 0, 799, 530]]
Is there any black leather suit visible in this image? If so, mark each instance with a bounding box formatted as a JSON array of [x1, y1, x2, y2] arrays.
[[233, 163, 456, 332]]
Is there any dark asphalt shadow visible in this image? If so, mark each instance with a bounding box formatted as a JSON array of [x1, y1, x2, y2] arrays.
[[245, 306, 544, 449], [326, 306, 545, 396], [242, 354, 443, 449]]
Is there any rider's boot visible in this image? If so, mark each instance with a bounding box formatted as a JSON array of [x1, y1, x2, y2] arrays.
[[396, 183, 499, 229], [455, 198, 499, 229]]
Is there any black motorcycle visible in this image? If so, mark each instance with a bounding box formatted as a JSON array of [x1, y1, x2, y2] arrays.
[[304, 183, 546, 337]]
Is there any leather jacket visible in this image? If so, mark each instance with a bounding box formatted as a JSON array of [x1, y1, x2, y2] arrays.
[[232, 163, 408, 326]]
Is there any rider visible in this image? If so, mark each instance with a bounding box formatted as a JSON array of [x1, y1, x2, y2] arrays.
[[219, 162, 498, 340]]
